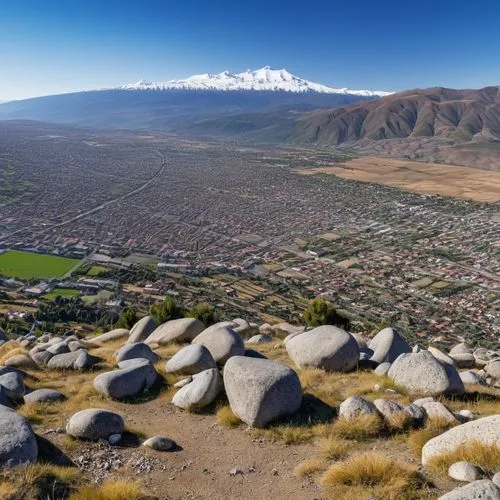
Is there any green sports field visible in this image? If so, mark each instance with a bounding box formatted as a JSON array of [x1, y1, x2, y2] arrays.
[[0, 250, 80, 279]]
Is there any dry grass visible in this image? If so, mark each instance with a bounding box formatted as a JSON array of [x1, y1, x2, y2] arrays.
[[216, 404, 242, 428], [264, 424, 314, 445], [0, 344, 28, 364], [316, 436, 351, 460], [321, 452, 419, 500], [385, 411, 414, 433], [69, 479, 143, 500], [408, 417, 455, 457], [427, 440, 500, 475], [294, 458, 325, 477], [18, 401, 62, 424], [331, 414, 384, 440]]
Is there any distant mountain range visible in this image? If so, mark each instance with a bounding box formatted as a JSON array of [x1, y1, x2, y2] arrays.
[[0, 67, 386, 129]]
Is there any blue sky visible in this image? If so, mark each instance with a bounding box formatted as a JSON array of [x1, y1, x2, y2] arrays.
[[1, 0, 499, 100]]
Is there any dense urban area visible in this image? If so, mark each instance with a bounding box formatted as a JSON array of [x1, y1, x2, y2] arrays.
[[0, 121, 498, 347]]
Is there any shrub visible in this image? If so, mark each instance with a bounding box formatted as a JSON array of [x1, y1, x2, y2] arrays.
[[303, 297, 350, 329], [150, 297, 183, 325], [294, 458, 325, 477], [186, 303, 218, 326]]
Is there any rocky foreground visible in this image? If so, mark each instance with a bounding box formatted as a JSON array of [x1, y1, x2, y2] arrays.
[[0, 318, 499, 499]]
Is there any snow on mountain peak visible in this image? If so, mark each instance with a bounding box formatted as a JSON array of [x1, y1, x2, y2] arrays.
[[120, 67, 391, 97]]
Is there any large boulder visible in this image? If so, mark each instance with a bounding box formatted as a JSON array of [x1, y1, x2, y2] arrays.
[[368, 327, 410, 364], [422, 415, 500, 466], [192, 325, 245, 364], [0, 372, 25, 401], [165, 344, 216, 374], [92, 329, 129, 344], [66, 408, 124, 441], [4, 354, 37, 370], [114, 343, 159, 364], [0, 407, 38, 466], [388, 351, 464, 395], [485, 360, 500, 386], [285, 325, 359, 372], [31, 350, 54, 366], [172, 368, 222, 410], [47, 341, 70, 355], [47, 350, 100, 371], [128, 316, 157, 343], [421, 401, 459, 425], [223, 356, 302, 428], [94, 359, 157, 400], [438, 480, 500, 500], [338, 396, 379, 420], [24, 389, 66, 404], [145, 318, 204, 345]]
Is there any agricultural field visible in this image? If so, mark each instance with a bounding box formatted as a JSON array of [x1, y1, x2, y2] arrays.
[[0, 250, 80, 279], [43, 288, 81, 301]]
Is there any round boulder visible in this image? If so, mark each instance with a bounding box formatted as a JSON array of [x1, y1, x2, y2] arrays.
[[338, 396, 379, 420], [143, 436, 176, 451], [368, 327, 410, 364], [387, 351, 464, 395], [438, 480, 500, 500], [66, 408, 124, 441], [223, 356, 302, 428], [165, 344, 216, 375], [114, 343, 159, 364], [285, 325, 359, 372], [24, 389, 66, 404], [0, 407, 38, 466], [145, 318, 205, 345], [0, 372, 25, 401], [128, 316, 157, 343], [448, 461, 483, 482], [192, 325, 244, 364], [172, 368, 222, 410]]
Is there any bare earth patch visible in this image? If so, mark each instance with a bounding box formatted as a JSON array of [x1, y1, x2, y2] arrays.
[[296, 156, 500, 203]]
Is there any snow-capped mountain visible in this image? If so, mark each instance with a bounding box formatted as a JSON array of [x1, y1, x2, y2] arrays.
[[121, 66, 391, 97]]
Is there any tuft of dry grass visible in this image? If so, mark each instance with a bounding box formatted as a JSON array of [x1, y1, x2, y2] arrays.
[[316, 435, 351, 460], [69, 479, 143, 500], [331, 414, 384, 440], [0, 481, 16, 499], [427, 440, 500, 475], [18, 401, 61, 424], [264, 424, 314, 445], [385, 411, 413, 433], [216, 404, 242, 428], [294, 458, 325, 477], [0, 345, 28, 364], [321, 452, 419, 499], [408, 417, 455, 457]]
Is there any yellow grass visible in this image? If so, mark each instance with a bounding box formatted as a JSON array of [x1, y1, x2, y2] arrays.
[[408, 417, 455, 457], [331, 414, 384, 440], [264, 425, 314, 444], [427, 440, 500, 475], [385, 411, 414, 433], [321, 452, 419, 500], [216, 404, 242, 428], [69, 479, 143, 500], [294, 458, 325, 477], [316, 436, 351, 460]]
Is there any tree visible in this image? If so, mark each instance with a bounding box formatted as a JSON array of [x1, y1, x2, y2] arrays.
[[150, 297, 183, 325], [302, 297, 351, 329], [186, 303, 218, 327], [115, 307, 138, 329]]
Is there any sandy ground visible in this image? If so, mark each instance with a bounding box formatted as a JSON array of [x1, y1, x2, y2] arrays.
[[295, 156, 500, 203]]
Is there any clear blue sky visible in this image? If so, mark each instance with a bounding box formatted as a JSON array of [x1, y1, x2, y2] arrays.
[[1, 0, 499, 100]]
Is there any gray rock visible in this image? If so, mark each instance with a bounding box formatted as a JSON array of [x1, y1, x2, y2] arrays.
[[223, 356, 302, 428], [457, 409, 473, 422], [368, 327, 410, 364], [422, 415, 500, 466], [0, 328, 6, 342], [0, 386, 13, 408], [474, 348, 498, 368], [0, 372, 25, 400], [47, 341, 70, 355], [244, 349, 268, 360], [143, 436, 176, 451], [373, 399, 405, 420], [192, 325, 245, 364], [115, 342, 159, 364], [493, 472, 500, 488], [485, 360, 500, 385], [68, 341, 85, 352], [47, 350, 99, 371], [428, 346, 455, 365], [66, 408, 124, 441], [438, 480, 500, 500], [388, 351, 464, 395], [145, 318, 205, 345], [172, 368, 222, 410], [448, 461, 483, 482], [94, 359, 158, 400], [338, 396, 379, 420], [4, 354, 36, 370], [174, 377, 192, 388], [92, 328, 129, 344], [283, 331, 303, 344], [232, 318, 253, 337], [128, 316, 157, 343], [459, 371, 485, 385], [449, 343, 471, 355], [271, 322, 305, 336], [108, 433, 122, 446], [403, 403, 426, 425], [422, 401, 459, 425], [23, 389, 66, 404], [286, 325, 359, 372], [374, 362, 392, 376], [0, 406, 38, 466], [413, 397, 435, 407], [247, 334, 272, 344], [449, 353, 475, 369], [165, 344, 216, 374], [259, 323, 273, 334], [352, 333, 369, 349]]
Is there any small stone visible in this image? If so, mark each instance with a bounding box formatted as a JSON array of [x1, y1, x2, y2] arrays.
[[448, 461, 483, 482], [108, 434, 122, 446], [143, 436, 176, 451], [230, 468, 244, 476], [174, 377, 192, 388]]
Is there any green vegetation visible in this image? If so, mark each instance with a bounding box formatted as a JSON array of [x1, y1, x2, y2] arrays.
[[43, 288, 81, 301], [87, 265, 109, 276], [115, 307, 138, 329], [150, 297, 183, 325], [0, 250, 79, 279], [303, 297, 350, 329], [186, 303, 218, 326]]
